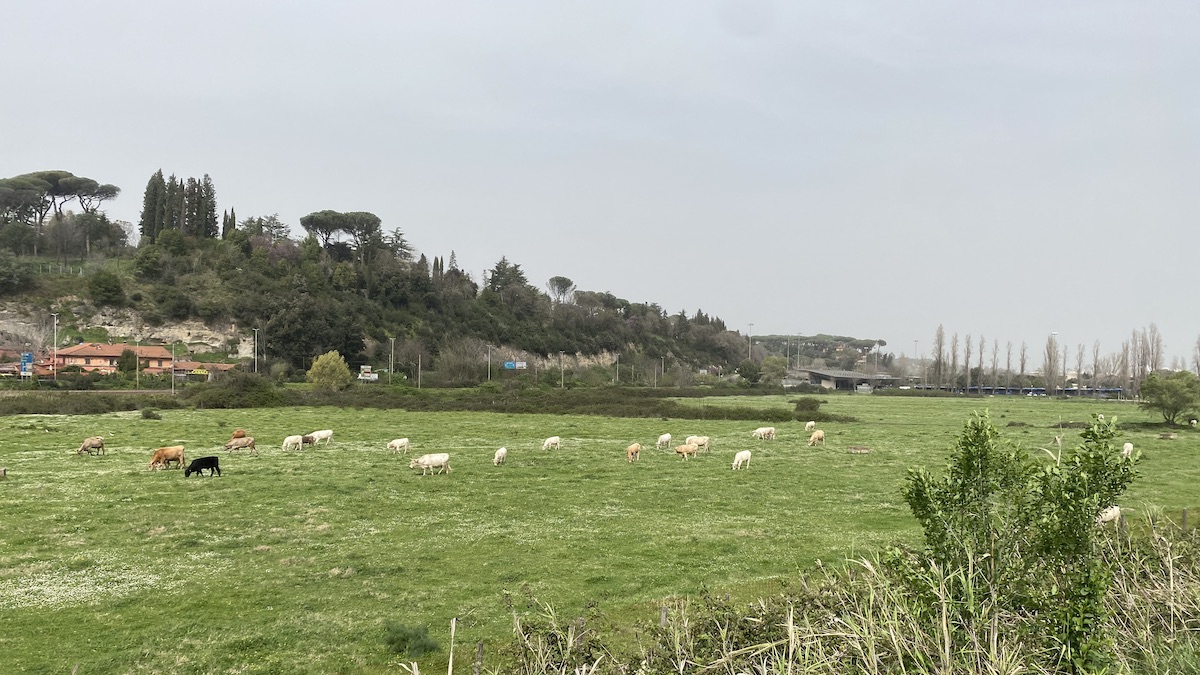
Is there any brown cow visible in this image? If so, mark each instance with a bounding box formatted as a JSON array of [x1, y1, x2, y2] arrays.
[[626, 443, 642, 463], [148, 445, 185, 470], [230, 429, 247, 440]]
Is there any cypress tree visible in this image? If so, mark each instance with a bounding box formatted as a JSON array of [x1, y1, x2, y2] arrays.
[[137, 170, 166, 244], [201, 174, 219, 237]]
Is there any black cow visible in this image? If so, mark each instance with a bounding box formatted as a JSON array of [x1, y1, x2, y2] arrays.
[[184, 456, 221, 477]]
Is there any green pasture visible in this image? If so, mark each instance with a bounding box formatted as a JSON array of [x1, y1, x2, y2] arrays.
[[0, 395, 1195, 673]]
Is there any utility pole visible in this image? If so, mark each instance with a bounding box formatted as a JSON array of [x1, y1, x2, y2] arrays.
[[252, 328, 259, 374], [50, 313, 58, 381], [748, 323, 754, 360], [389, 337, 395, 385], [135, 339, 140, 389], [487, 344, 492, 381], [615, 354, 620, 384], [559, 351, 565, 389], [171, 344, 176, 396]]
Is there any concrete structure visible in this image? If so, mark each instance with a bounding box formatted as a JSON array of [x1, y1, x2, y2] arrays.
[[794, 368, 899, 392]]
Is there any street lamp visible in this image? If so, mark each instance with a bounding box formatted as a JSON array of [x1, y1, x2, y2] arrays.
[[615, 354, 620, 384], [559, 351, 565, 389], [748, 323, 754, 360], [171, 343, 176, 395], [389, 337, 396, 385], [135, 338, 140, 389], [50, 313, 58, 381], [252, 328, 259, 374], [487, 344, 492, 381]]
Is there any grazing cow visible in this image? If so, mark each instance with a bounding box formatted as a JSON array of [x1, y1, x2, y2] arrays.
[[751, 427, 776, 440], [410, 453, 451, 475], [674, 443, 699, 460], [224, 436, 258, 455], [148, 445, 185, 470], [805, 421, 816, 432], [185, 456, 221, 477], [656, 433, 672, 449], [626, 443, 641, 463], [76, 436, 106, 456], [306, 429, 333, 445], [301, 435, 317, 448], [732, 450, 752, 470], [808, 430, 825, 446], [230, 429, 247, 440], [282, 435, 304, 452], [387, 438, 411, 454], [685, 435, 710, 452], [542, 436, 561, 451], [493, 447, 508, 466], [1122, 442, 1134, 459], [0, 467, 7, 479]]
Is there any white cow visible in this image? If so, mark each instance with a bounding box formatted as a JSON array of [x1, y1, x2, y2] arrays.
[[493, 447, 508, 466], [282, 435, 304, 452], [804, 421, 816, 432], [751, 427, 776, 440], [410, 453, 452, 475], [1097, 505, 1122, 527], [306, 429, 334, 445], [656, 433, 672, 449], [1122, 442, 1134, 459], [542, 436, 561, 450], [388, 438, 411, 454], [732, 450, 752, 470]]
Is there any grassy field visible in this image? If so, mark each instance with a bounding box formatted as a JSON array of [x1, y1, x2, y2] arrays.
[[0, 395, 1195, 673]]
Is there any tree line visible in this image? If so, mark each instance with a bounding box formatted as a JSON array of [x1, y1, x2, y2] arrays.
[[0, 170, 126, 261]]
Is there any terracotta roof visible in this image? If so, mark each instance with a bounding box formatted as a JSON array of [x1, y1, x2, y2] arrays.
[[57, 342, 174, 359]]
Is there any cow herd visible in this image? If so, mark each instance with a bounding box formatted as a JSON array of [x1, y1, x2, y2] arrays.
[[71, 420, 830, 478]]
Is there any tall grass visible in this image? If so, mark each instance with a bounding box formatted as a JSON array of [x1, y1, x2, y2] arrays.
[[504, 525, 1200, 673]]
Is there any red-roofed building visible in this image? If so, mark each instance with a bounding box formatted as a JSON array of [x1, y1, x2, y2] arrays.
[[55, 343, 176, 375]]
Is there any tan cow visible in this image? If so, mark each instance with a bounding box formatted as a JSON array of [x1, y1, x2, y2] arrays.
[[148, 445, 185, 470], [626, 443, 641, 463], [807, 430, 825, 446], [224, 436, 258, 455], [674, 443, 699, 460], [77, 436, 106, 455]]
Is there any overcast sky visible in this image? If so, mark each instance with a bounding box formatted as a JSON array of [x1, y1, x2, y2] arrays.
[[3, 1, 1197, 365]]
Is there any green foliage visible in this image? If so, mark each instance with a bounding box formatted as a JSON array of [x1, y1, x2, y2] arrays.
[[1138, 370, 1200, 425], [737, 359, 761, 384], [381, 622, 439, 657], [0, 250, 33, 294], [116, 349, 137, 374], [307, 350, 353, 391], [902, 412, 1137, 673], [87, 269, 125, 306], [140, 407, 161, 420], [180, 371, 289, 409]]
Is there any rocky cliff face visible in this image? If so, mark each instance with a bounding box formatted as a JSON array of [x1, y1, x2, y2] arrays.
[[0, 300, 250, 357]]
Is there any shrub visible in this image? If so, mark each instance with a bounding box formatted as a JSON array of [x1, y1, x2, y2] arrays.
[[382, 622, 439, 657], [181, 371, 289, 409], [87, 269, 125, 306], [306, 350, 353, 392], [141, 407, 162, 420]]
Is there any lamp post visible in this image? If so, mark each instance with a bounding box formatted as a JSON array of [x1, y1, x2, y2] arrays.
[[748, 323, 754, 360], [559, 351, 565, 389], [389, 337, 396, 385], [171, 343, 176, 395], [135, 338, 140, 389], [615, 354, 620, 384], [252, 328, 259, 374], [50, 313, 58, 381], [487, 344, 492, 381]]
